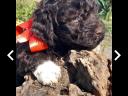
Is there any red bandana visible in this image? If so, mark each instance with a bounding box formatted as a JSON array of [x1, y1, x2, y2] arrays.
[[16, 18, 48, 52]]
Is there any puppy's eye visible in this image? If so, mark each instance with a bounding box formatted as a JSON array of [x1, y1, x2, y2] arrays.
[[61, 11, 65, 16]]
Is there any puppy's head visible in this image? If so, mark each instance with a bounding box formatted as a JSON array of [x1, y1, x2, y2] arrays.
[[55, 0, 105, 50], [32, 0, 105, 52]]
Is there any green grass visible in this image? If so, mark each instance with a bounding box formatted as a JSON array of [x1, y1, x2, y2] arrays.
[[16, 0, 36, 21], [97, 0, 112, 33], [16, 0, 112, 33], [100, 9, 112, 33]]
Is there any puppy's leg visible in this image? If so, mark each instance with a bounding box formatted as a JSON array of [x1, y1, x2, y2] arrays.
[[17, 43, 61, 86], [33, 60, 61, 86]]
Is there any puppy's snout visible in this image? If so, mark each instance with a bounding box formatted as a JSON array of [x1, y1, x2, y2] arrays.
[[96, 22, 105, 35]]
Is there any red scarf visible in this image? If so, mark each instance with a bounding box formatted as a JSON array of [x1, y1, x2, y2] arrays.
[[16, 18, 48, 52]]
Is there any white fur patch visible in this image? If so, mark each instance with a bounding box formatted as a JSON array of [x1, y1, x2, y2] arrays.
[[16, 36, 28, 43], [33, 60, 61, 85]]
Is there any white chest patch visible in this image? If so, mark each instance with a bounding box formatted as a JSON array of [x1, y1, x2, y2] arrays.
[[33, 60, 61, 86]]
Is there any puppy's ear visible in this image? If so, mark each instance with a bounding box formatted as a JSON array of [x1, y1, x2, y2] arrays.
[[32, 8, 56, 48]]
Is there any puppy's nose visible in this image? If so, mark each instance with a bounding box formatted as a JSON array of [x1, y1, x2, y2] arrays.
[[96, 27, 102, 34], [95, 22, 105, 35]]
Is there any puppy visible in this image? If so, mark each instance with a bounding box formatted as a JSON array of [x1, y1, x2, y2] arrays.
[[16, 0, 105, 86]]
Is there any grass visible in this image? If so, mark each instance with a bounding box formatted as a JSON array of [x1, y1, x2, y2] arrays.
[[16, 0, 112, 33], [16, 0, 36, 21], [101, 10, 112, 33], [97, 0, 112, 33]]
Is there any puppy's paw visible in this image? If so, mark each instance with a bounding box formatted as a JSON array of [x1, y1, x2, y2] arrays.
[[33, 60, 61, 86]]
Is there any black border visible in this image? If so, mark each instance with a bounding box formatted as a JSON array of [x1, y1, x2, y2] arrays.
[[1, 0, 128, 95], [0, 0, 16, 95], [113, 0, 128, 95]]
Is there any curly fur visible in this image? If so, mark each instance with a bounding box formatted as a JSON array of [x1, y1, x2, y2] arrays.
[[16, 0, 105, 86]]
